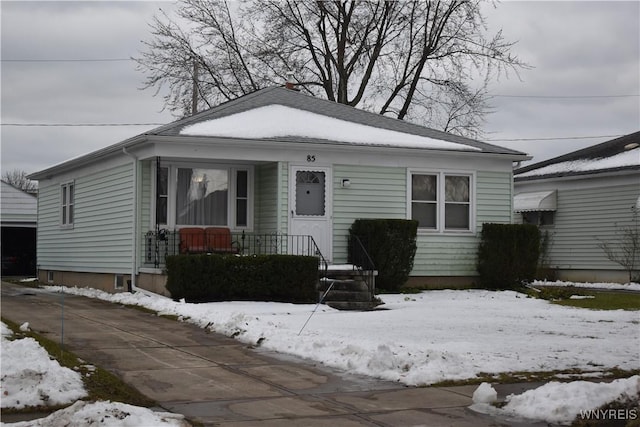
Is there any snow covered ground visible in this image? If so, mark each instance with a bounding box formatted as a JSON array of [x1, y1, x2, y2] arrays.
[[1, 280, 638, 425], [49, 284, 638, 386], [0, 322, 187, 426], [531, 279, 640, 292]]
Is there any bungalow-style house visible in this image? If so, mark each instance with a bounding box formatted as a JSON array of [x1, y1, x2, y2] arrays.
[[1, 180, 37, 276], [514, 132, 640, 283], [29, 86, 528, 295]]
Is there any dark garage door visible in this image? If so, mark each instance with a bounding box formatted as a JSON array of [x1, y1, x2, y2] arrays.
[[1, 227, 36, 276]]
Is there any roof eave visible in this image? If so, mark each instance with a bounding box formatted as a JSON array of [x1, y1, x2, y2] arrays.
[[153, 134, 531, 161], [28, 134, 149, 180], [514, 165, 640, 182]]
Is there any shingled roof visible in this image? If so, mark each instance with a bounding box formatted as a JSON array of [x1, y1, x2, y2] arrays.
[[514, 131, 640, 181], [30, 86, 529, 180], [148, 86, 526, 156]]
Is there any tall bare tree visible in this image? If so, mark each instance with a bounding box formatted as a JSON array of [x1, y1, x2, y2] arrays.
[[2, 169, 37, 194], [136, 0, 527, 137]]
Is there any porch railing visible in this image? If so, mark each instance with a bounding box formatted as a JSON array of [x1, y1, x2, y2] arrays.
[[347, 234, 377, 296], [143, 229, 328, 276]]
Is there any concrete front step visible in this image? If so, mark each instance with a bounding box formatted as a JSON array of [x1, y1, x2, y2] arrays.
[[322, 289, 371, 302], [319, 268, 377, 311], [318, 279, 369, 292], [325, 300, 377, 310]]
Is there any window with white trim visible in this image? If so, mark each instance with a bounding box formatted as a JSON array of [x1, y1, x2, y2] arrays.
[[235, 170, 248, 227], [153, 163, 252, 229], [61, 182, 75, 227], [156, 166, 168, 225], [409, 171, 473, 232]]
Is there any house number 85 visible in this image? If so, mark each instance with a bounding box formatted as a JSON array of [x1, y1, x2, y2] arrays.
[[306, 155, 316, 162]]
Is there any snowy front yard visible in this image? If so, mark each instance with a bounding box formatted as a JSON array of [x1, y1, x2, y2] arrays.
[[53, 285, 639, 385], [1, 282, 638, 426]]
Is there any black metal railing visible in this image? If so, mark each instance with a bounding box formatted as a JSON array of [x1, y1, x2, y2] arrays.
[[348, 234, 377, 296], [143, 229, 328, 276]]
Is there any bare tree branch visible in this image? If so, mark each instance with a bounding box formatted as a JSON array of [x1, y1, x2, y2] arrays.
[[2, 170, 38, 194], [135, 0, 529, 135]]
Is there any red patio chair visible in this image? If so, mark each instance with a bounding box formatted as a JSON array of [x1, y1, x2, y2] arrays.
[[205, 227, 238, 254], [179, 227, 207, 254]]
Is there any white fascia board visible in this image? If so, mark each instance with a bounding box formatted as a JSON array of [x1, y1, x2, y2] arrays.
[[28, 134, 148, 181], [515, 170, 639, 193], [148, 135, 530, 164]]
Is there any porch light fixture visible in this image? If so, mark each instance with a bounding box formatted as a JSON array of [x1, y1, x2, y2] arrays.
[[341, 178, 351, 188]]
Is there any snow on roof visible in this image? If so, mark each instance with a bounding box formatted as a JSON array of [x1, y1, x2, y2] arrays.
[[180, 105, 480, 151], [517, 148, 640, 178]]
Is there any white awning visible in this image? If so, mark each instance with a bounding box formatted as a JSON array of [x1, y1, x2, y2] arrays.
[[514, 190, 557, 212]]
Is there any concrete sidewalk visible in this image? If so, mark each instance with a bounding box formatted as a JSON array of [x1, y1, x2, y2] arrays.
[[1, 282, 546, 426]]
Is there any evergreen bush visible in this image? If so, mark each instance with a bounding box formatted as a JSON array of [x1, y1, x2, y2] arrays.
[[165, 254, 318, 303], [348, 219, 418, 291], [477, 223, 540, 289]]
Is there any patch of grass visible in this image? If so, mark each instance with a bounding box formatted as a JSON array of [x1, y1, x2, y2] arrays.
[[1, 317, 155, 414], [430, 367, 640, 388], [528, 287, 640, 310], [555, 291, 640, 311]]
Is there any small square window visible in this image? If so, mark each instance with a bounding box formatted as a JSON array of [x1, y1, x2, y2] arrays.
[[523, 211, 554, 226], [47, 271, 54, 283], [115, 275, 125, 290]]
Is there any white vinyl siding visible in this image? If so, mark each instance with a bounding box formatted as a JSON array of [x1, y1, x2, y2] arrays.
[[476, 171, 513, 226], [331, 167, 513, 277], [332, 165, 408, 264], [37, 163, 134, 273], [255, 163, 279, 233], [141, 161, 152, 231], [546, 182, 639, 270], [0, 182, 37, 225], [278, 162, 289, 233], [411, 170, 513, 276]]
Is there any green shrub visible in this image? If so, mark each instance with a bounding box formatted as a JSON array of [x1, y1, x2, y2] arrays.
[[348, 219, 418, 292], [165, 254, 318, 303], [477, 223, 540, 289]]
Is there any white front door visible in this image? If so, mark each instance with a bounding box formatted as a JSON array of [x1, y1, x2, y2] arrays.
[[289, 166, 332, 262]]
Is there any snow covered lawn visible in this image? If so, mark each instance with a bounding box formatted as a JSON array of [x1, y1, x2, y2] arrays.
[[2, 282, 638, 426], [50, 286, 639, 386], [0, 322, 188, 426]]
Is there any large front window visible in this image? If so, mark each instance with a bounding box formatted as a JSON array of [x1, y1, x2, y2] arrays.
[[176, 168, 228, 225], [154, 163, 252, 229], [410, 171, 473, 232]]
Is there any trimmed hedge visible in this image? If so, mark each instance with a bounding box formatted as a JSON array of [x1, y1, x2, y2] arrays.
[[477, 223, 541, 289], [349, 219, 418, 291], [165, 254, 318, 303]]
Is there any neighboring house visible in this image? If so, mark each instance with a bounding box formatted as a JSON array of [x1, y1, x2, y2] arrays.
[[514, 132, 640, 283], [29, 86, 528, 294], [1, 180, 37, 276]]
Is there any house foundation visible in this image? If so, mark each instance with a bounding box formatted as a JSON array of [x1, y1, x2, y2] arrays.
[[37, 270, 131, 293]]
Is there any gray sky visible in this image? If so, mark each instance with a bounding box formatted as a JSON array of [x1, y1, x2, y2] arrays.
[[1, 1, 639, 176]]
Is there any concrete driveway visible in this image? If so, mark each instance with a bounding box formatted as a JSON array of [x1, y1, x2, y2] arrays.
[[1, 281, 546, 426]]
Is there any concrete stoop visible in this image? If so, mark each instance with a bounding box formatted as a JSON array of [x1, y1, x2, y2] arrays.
[[319, 268, 376, 310]]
